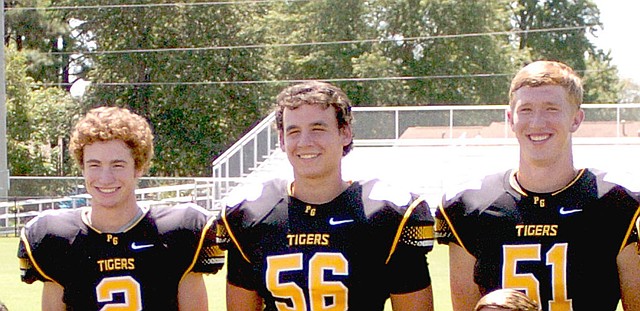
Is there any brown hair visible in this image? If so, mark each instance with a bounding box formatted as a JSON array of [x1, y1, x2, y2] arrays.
[[474, 289, 539, 311], [509, 60, 583, 109], [275, 81, 354, 156], [69, 107, 154, 173]]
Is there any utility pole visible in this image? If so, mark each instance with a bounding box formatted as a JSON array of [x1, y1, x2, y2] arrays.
[[0, 0, 9, 200]]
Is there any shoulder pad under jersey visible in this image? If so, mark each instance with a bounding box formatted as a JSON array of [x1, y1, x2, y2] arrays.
[[442, 175, 484, 203], [362, 178, 413, 207], [596, 168, 640, 193], [150, 203, 213, 234], [224, 179, 290, 207], [23, 208, 84, 239], [441, 170, 511, 213]]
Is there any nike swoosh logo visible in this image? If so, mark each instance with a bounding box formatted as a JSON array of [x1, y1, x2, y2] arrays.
[[329, 218, 354, 226], [559, 207, 583, 215], [131, 242, 154, 250]]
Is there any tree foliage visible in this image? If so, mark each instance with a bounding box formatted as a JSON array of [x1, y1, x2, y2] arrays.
[[5, 46, 79, 176], [4, 0, 623, 176], [50, 0, 272, 176]]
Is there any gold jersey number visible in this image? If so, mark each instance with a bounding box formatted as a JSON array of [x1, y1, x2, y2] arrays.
[[96, 276, 142, 311], [266, 252, 349, 311], [503, 243, 572, 311]]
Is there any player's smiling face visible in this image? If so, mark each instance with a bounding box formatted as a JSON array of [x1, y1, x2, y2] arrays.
[[509, 84, 584, 165], [280, 104, 352, 181], [82, 140, 141, 210]]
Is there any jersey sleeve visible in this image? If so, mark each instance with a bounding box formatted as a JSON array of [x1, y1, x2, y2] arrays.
[[386, 195, 434, 294], [434, 195, 464, 246], [16, 210, 77, 285], [225, 243, 262, 291], [216, 202, 264, 291], [155, 203, 226, 275], [191, 215, 225, 274], [18, 228, 52, 284], [434, 172, 507, 251]]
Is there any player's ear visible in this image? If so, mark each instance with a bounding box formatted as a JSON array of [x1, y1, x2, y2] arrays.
[[507, 108, 515, 129], [135, 169, 143, 178], [279, 131, 286, 152], [570, 108, 585, 133], [340, 124, 352, 146]]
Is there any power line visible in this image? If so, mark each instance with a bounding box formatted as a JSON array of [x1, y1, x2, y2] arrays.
[[51, 25, 593, 56], [32, 72, 558, 87], [34, 67, 604, 88], [5, 0, 310, 11]]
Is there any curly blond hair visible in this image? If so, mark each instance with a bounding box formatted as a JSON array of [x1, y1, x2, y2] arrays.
[[69, 107, 154, 173]]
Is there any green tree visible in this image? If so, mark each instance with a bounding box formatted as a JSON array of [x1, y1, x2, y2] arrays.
[[5, 46, 79, 176], [5, 0, 75, 88], [262, 0, 369, 103], [620, 79, 640, 104], [511, 0, 620, 104], [582, 50, 621, 104], [511, 0, 600, 70], [3, 0, 625, 177], [54, 0, 271, 176], [359, 0, 517, 105]]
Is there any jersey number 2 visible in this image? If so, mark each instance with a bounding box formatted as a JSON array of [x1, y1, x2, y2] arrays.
[[96, 276, 142, 311], [503, 243, 572, 311], [266, 252, 348, 311]]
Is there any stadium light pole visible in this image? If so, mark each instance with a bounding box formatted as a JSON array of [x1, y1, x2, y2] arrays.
[[0, 0, 9, 201]]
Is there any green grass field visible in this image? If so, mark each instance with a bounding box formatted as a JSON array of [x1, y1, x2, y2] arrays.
[[0, 236, 452, 311]]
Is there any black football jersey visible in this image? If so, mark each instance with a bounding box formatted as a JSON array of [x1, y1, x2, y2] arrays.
[[18, 203, 224, 311], [218, 179, 434, 311], [436, 168, 640, 311]]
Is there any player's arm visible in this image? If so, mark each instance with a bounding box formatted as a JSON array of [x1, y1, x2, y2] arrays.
[[617, 243, 640, 310], [390, 286, 434, 311], [42, 282, 65, 311], [386, 196, 435, 311], [227, 283, 263, 311], [449, 243, 481, 311], [178, 272, 208, 311]]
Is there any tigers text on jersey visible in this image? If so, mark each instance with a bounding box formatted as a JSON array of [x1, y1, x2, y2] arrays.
[[219, 179, 435, 311], [436, 168, 640, 311], [18, 203, 224, 311]]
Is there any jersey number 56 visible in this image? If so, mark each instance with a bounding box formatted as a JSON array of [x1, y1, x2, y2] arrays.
[[266, 252, 348, 311]]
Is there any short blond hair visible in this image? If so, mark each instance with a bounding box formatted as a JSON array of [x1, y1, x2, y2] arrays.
[[69, 107, 154, 173], [509, 60, 583, 109]]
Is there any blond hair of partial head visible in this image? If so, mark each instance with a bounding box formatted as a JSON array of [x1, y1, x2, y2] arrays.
[[474, 289, 540, 311], [509, 60, 583, 109]]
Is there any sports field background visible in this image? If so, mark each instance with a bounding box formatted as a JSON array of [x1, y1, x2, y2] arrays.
[[0, 237, 452, 311]]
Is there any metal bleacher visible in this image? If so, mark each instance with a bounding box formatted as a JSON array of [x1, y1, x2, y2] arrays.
[[3, 103, 640, 235]]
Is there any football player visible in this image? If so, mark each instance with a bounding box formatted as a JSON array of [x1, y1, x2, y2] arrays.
[[435, 60, 640, 311], [18, 107, 224, 310], [218, 81, 435, 311]]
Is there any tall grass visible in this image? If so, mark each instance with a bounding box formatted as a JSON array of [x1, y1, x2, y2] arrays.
[[0, 237, 452, 311]]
